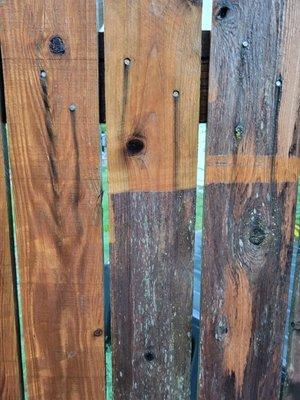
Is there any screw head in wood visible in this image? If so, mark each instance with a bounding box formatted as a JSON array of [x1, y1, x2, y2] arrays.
[[124, 58, 131, 66], [69, 104, 76, 112], [40, 70, 47, 79], [172, 90, 180, 98]]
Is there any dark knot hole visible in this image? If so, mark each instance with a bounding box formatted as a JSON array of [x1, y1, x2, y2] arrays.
[[216, 6, 229, 20], [249, 226, 266, 246], [125, 137, 145, 157], [49, 36, 66, 55], [144, 351, 155, 362]]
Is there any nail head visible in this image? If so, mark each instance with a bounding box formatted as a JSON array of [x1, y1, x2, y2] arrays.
[[275, 79, 282, 87], [124, 58, 131, 66], [242, 41, 249, 48], [69, 104, 76, 112], [172, 90, 180, 98], [40, 70, 47, 79]]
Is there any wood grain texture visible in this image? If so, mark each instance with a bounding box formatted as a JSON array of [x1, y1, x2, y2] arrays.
[[0, 31, 210, 125], [0, 1, 105, 399], [98, 31, 210, 124], [104, 0, 202, 398], [283, 2, 300, 382], [104, 0, 202, 195], [0, 49, 22, 400], [199, 1, 300, 399], [284, 244, 300, 400], [111, 191, 196, 399]]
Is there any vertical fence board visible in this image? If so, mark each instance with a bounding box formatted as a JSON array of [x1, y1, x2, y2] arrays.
[[0, 1, 105, 399], [284, 244, 300, 400], [0, 52, 22, 399], [281, 3, 300, 399], [104, 0, 202, 398], [200, 1, 300, 399]]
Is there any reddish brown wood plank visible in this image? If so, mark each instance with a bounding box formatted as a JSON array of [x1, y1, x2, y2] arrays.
[[98, 31, 210, 124], [104, 0, 202, 398], [0, 1, 105, 398], [199, 1, 300, 399], [1, 31, 210, 125], [0, 48, 22, 400]]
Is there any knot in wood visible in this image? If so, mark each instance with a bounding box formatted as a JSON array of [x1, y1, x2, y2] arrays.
[[291, 321, 300, 331], [216, 6, 229, 20], [144, 350, 155, 362], [215, 317, 228, 341], [125, 135, 145, 157], [93, 328, 103, 337], [49, 36, 65, 55], [249, 226, 266, 246]]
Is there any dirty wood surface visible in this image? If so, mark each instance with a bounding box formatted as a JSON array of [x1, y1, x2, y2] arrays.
[[200, 1, 300, 399], [0, 50, 22, 399], [281, 10, 300, 399], [0, 1, 105, 399], [104, 0, 202, 398]]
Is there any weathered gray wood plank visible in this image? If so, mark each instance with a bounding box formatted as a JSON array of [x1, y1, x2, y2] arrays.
[[104, 0, 202, 398], [199, 1, 300, 399]]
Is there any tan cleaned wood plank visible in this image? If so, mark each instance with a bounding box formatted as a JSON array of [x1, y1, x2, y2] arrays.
[[0, 1, 105, 399], [0, 49, 22, 399], [98, 30, 210, 124], [104, 0, 202, 398], [105, 0, 202, 195]]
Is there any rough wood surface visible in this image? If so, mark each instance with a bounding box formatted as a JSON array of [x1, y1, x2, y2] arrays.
[[104, 0, 202, 398], [0, 31, 210, 126], [284, 244, 300, 400], [98, 31, 210, 125], [0, 49, 22, 400], [0, 1, 105, 399], [275, 8, 300, 393], [199, 1, 300, 399]]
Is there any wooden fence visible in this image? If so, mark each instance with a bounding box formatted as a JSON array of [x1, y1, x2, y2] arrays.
[[0, 0, 299, 399]]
